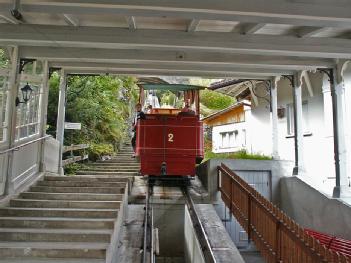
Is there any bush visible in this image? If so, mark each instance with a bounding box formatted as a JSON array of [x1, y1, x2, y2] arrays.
[[64, 163, 87, 175], [204, 149, 272, 162], [88, 143, 114, 161]]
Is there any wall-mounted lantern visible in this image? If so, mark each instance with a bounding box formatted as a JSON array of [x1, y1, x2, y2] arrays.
[[15, 83, 33, 107], [277, 107, 285, 118]]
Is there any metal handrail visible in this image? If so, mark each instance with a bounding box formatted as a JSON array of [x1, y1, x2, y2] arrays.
[[0, 135, 52, 155]]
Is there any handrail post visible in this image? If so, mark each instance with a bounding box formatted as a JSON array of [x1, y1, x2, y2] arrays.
[[230, 173, 233, 213], [247, 195, 251, 244], [275, 220, 281, 262]]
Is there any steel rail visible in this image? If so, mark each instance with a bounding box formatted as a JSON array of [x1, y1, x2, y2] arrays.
[[182, 187, 217, 263], [0, 134, 51, 155], [142, 183, 154, 263]]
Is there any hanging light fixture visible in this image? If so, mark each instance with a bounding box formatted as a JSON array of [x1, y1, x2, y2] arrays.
[[16, 83, 33, 106]]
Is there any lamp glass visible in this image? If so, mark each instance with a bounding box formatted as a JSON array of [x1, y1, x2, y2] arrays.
[[21, 83, 33, 102]]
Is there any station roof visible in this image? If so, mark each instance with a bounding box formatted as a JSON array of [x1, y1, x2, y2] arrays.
[[140, 84, 205, 91], [0, 0, 350, 78]]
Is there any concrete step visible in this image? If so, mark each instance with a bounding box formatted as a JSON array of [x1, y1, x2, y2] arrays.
[[0, 241, 107, 259], [10, 199, 122, 209], [96, 160, 139, 163], [84, 167, 140, 172], [20, 192, 123, 201], [44, 175, 130, 183], [0, 217, 114, 229], [0, 207, 118, 218], [0, 259, 105, 263], [0, 228, 112, 242], [87, 164, 140, 168], [29, 186, 125, 194], [37, 180, 127, 188], [76, 171, 137, 176]]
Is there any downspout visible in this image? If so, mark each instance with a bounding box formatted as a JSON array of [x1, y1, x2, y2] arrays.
[[318, 68, 341, 197]]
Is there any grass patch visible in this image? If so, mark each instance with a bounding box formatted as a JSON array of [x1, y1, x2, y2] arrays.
[[204, 149, 272, 162]]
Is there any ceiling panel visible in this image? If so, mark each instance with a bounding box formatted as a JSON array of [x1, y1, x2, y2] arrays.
[[196, 20, 239, 32], [135, 17, 188, 31]]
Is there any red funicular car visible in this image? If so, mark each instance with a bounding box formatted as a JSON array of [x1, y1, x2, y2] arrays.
[[136, 84, 204, 178]]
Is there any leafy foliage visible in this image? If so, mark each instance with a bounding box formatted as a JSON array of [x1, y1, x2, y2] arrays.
[[200, 88, 234, 110], [47, 74, 138, 155], [0, 49, 9, 68], [64, 163, 87, 175], [88, 143, 114, 161]]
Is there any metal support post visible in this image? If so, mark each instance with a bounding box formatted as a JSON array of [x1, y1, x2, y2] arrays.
[[56, 69, 67, 175], [318, 67, 350, 198], [283, 74, 304, 175], [271, 77, 279, 159], [293, 72, 304, 175]]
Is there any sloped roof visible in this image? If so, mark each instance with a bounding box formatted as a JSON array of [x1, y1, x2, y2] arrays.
[[202, 101, 250, 122], [210, 79, 263, 99]]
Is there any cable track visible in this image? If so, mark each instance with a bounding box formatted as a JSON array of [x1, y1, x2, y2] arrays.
[[141, 179, 216, 263]]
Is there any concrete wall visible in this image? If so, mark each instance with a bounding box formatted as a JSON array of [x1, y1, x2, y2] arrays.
[[43, 137, 60, 174], [184, 206, 205, 263], [153, 203, 185, 259], [280, 176, 351, 240], [196, 158, 293, 205]]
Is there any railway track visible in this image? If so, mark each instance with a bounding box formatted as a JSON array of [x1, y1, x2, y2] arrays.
[[141, 180, 216, 263]]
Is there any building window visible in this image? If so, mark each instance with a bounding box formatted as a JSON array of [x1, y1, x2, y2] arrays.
[[220, 130, 241, 148], [287, 101, 309, 135], [0, 76, 9, 143], [15, 82, 41, 141]]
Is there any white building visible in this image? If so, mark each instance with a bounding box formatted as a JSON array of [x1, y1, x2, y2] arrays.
[[209, 68, 351, 197]]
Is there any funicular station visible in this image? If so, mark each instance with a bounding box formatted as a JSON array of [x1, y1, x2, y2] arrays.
[[1, 1, 351, 263]]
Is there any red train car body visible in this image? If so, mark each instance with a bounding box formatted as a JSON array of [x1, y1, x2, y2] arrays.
[[135, 84, 204, 177]]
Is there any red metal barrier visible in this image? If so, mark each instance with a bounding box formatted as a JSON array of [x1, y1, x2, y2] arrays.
[[218, 163, 351, 263], [305, 229, 351, 257]]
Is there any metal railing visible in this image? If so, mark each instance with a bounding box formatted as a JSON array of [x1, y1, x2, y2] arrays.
[[0, 135, 51, 155], [218, 163, 351, 263]]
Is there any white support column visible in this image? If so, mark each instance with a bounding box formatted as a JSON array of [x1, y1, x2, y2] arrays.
[[38, 60, 49, 172], [40, 61, 49, 137], [292, 72, 304, 175], [243, 102, 253, 154], [333, 62, 350, 197], [271, 77, 279, 159], [5, 46, 20, 194], [56, 69, 67, 175]]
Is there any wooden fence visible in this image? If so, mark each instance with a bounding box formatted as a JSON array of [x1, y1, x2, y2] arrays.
[[218, 163, 351, 263], [62, 144, 89, 166]]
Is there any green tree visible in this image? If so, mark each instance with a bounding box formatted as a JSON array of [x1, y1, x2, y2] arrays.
[[188, 78, 235, 116], [200, 88, 234, 110], [47, 74, 138, 153], [0, 48, 9, 68]]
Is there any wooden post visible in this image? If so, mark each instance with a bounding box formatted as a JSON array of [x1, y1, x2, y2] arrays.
[[247, 195, 251, 243]]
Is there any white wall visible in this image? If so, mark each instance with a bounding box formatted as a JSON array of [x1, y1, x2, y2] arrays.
[[212, 122, 247, 153], [249, 73, 339, 189]]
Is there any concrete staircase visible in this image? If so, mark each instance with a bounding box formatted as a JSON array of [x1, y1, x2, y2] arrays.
[[0, 145, 138, 263], [77, 146, 140, 179]]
